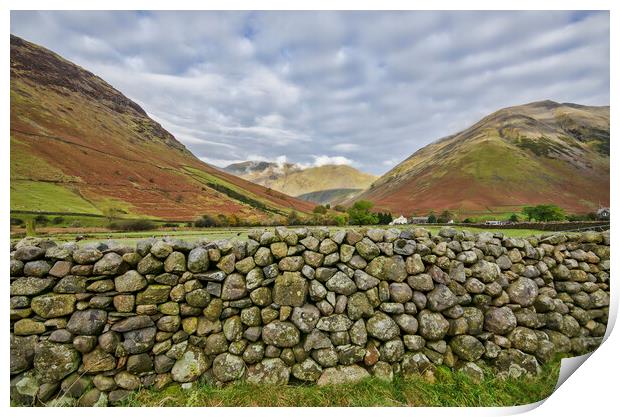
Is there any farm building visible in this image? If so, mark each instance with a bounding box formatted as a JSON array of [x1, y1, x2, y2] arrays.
[[389, 215, 408, 225], [409, 216, 429, 224], [485, 220, 506, 226], [597, 207, 610, 220]]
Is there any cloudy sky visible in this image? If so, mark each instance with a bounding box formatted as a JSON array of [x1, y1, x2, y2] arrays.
[[11, 11, 609, 175]]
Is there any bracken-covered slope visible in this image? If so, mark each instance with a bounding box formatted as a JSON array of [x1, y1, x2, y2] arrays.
[[10, 35, 314, 221], [224, 161, 376, 203], [356, 100, 609, 216]]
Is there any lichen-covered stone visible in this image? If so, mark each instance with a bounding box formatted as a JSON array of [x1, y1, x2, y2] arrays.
[[83, 347, 116, 373], [164, 252, 186, 274], [11, 277, 55, 296], [291, 304, 321, 333], [93, 253, 124, 275], [292, 358, 322, 381], [262, 321, 300, 347], [72, 248, 103, 265], [212, 353, 246, 382], [23, 260, 52, 277], [187, 247, 210, 273], [450, 335, 485, 361], [136, 285, 170, 305], [247, 358, 290, 385], [366, 312, 399, 341], [417, 310, 449, 341], [366, 256, 407, 282], [273, 272, 307, 307], [326, 271, 357, 295], [507, 277, 539, 307], [484, 307, 517, 335], [34, 341, 80, 383], [316, 364, 370, 386], [115, 270, 147, 292], [31, 294, 76, 318], [171, 346, 208, 382], [67, 309, 107, 335], [221, 273, 247, 300], [426, 284, 457, 312]]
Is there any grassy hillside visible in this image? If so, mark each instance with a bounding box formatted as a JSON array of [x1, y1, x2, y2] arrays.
[[356, 100, 609, 216], [297, 188, 363, 204], [10, 35, 314, 221]]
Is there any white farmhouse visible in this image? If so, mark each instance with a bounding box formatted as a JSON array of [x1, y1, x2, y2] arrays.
[[389, 215, 408, 225]]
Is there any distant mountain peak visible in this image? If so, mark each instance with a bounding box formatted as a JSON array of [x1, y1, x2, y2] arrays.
[[224, 160, 377, 204]]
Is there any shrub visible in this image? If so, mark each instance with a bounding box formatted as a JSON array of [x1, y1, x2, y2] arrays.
[[287, 211, 302, 226], [521, 204, 565, 222], [52, 216, 64, 225], [109, 219, 157, 231], [377, 212, 393, 225], [567, 212, 597, 222], [333, 213, 348, 226], [194, 215, 217, 228], [34, 214, 49, 225], [436, 210, 454, 224], [10, 217, 24, 226], [347, 200, 379, 225], [313, 205, 328, 215]]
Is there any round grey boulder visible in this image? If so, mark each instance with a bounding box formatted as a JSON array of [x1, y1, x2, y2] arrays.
[[366, 312, 400, 341], [93, 253, 124, 275], [426, 284, 457, 312], [212, 353, 246, 382], [246, 358, 290, 385], [291, 304, 321, 333], [67, 309, 107, 335], [484, 306, 517, 335], [262, 321, 300, 347], [417, 310, 450, 341], [450, 335, 485, 361], [171, 346, 209, 382], [291, 358, 322, 382], [187, 247, 210, 273], [507, 277, 539, 307]]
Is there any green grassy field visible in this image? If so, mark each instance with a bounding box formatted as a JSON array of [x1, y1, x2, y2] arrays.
[[10, 181, 102, 214], [121, 359, 561, 407], [11, 224, 555, 246]]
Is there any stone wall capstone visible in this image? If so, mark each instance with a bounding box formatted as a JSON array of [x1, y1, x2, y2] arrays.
[[10, 227, 610, 406]]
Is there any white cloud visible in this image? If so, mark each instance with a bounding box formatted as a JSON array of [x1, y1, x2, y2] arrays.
[[10, 11, 609, 175], [311, 155, 354, 167]]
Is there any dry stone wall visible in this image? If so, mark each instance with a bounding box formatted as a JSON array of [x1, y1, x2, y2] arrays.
[[10, 227, 610, 406]]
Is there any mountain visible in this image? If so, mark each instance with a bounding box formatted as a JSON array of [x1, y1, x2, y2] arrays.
[[10, 35, 314, 221], [296, 188, 364, 205], [223, 161, 376, 204], [355, 100, 609, 216]]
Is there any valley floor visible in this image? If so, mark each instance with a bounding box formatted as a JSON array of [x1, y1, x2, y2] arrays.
[[120, 358, 561, 407], [10, 225, 565, 246]]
